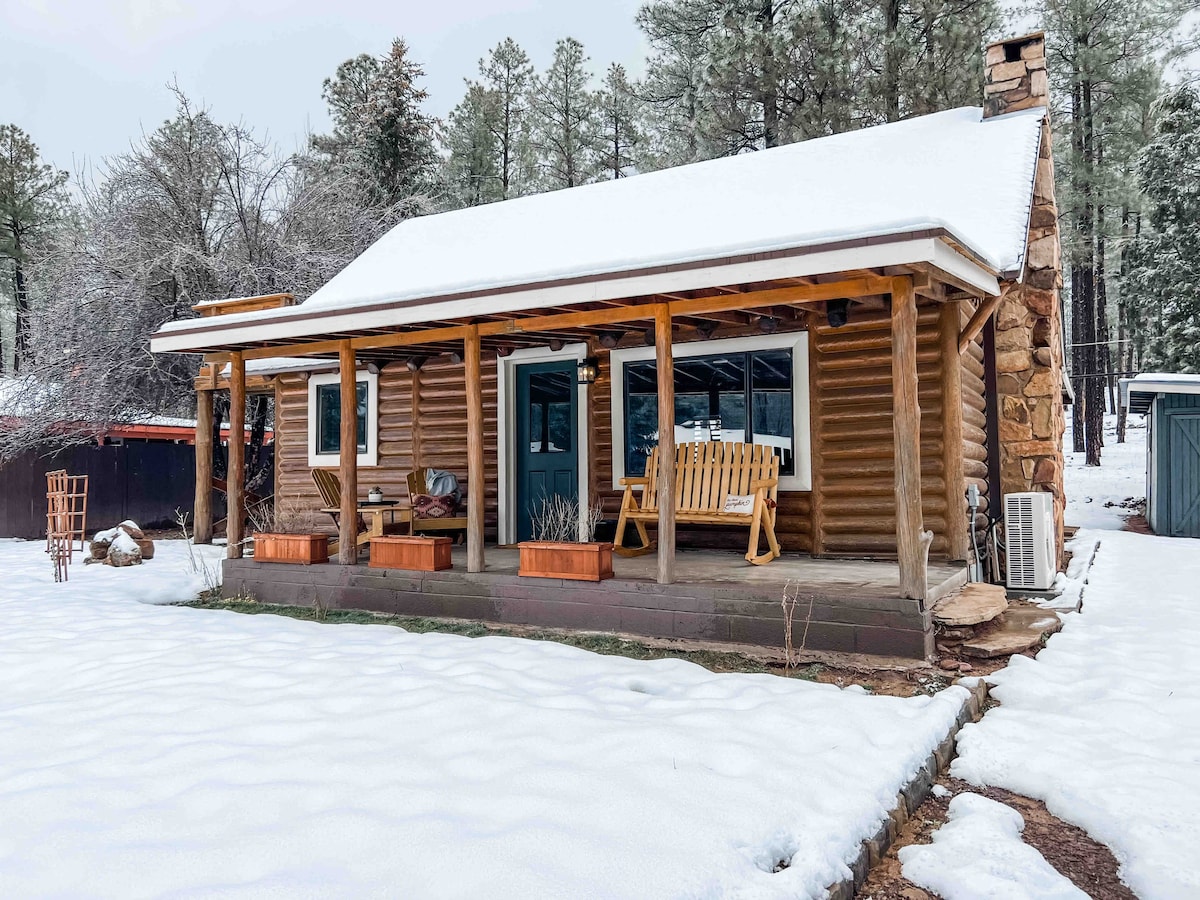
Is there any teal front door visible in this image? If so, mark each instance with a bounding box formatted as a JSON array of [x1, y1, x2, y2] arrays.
[[515, 360, 579, 541]]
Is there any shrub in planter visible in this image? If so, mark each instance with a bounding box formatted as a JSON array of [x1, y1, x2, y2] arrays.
[[518, 496, 613, 582]]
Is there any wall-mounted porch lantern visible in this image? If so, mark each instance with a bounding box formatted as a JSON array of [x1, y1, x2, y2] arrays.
[[577, 356, 600, 385]]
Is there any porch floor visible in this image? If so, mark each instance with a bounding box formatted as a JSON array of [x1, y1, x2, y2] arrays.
[[224, 548, 967, 660]]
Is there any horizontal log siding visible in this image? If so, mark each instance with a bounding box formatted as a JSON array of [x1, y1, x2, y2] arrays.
[[961, 308, 991, 527], [274, 359, 498, 538], [275, 369, 416, 533], [413, 359, 500, 538], [809, 303, 948, 558]]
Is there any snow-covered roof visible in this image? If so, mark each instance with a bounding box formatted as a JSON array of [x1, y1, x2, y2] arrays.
[[153, 106, 1044, 353], [218, 357, 340, 377], [1121, 373, 1200, 414]]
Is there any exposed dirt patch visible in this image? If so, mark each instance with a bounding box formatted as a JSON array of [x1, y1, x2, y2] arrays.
[[1122, 510, 1154, 534], [858, 777, 1134, 900]]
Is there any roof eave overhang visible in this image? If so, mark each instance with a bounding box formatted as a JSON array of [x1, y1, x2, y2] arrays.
[[150, 232, 1001, 356], [1121, 377, 1200, 414]]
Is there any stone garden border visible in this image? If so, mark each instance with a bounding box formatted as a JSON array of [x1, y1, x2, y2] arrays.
[[825, 679, 990, 899]]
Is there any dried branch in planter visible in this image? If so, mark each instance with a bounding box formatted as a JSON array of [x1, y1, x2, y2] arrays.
[[531, 495, 604, 543]]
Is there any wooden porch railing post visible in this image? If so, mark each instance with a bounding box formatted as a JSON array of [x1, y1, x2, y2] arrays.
[[194, 387, 214, 544], [940, 302, 970, 562], [464, 325, 486, 573], [338, 341, 358, 565], [227, 352, 246, 560], [654, 304, 676, 585], [891, 277, 932, 600]]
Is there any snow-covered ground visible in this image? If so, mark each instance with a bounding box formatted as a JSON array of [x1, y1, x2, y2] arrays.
[[900, 793, 1087, 899], [949, 413, 1200, 899], [0, 538, 966, 898], [1063, 415, 1147, 529]]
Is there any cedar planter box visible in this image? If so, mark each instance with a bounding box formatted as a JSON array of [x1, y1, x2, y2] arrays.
[[518, 541, 614, 582], [253, 533, 328, 565], [370, 535, 453, 572]]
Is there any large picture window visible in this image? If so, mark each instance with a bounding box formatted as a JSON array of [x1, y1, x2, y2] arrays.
[[308, 371, 379, 467], [610, 333, 810, 491]]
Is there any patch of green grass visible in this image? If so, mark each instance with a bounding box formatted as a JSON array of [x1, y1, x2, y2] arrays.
[[181, 597, 820, 679]]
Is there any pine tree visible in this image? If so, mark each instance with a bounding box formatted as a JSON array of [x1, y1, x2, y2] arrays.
[[875, 0, 1000, 121], [1044, 0, 1187, 464], [527, 38, 600, 189], [442, 83, 502, 207], [0, 125, 68, 372], [311, 53, 380, 164], [311, 39, 438, 207], [480, 38, 535, 199], [1127, 83, 1200, 373], [360, 39, 439, 204], [596, 64, 643, 178], [636, 0, 725, 167], [634, 0, 997, 161]]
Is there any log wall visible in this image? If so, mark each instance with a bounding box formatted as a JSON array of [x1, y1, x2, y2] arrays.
[[274, 359, 498, 537], [272, 302, 972, 560], [808, 303, 948, 558], [960, 308, 992, 532]]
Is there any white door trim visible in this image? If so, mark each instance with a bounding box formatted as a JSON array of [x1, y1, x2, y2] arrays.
[[496, 344, 590, 545]]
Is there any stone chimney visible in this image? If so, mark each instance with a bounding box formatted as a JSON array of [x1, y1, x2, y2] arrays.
[[981, 31, 1068, 564], [984, 32, 1048, 118]]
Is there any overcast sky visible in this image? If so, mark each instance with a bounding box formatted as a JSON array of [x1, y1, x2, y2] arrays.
[[2, 0, 648, 175]]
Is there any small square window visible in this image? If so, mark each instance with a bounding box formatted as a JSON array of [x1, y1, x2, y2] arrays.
[[316, 382, 367, 454], [308, 371, 378, 467]]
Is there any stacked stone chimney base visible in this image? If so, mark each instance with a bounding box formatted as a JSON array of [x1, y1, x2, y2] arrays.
[[985, 32, 1067, 560]]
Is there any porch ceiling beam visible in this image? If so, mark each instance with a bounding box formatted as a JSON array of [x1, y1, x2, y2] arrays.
[[661, 276, 893, 318], [206, 276, 893, 363], [958, 293, 1003, 353]]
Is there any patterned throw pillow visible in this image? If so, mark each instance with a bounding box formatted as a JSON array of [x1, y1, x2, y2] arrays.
[[413, 494, 458, 518]]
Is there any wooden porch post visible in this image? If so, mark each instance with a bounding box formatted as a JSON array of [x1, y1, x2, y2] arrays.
[[194, 387, 214, 544], [227, 352, 246, 560], [940, 302, 970, 562], [464, 325, 485, 573], [891, 277, 932, 600], [654, 304, 676, 585], [338, 341, 358, 565]]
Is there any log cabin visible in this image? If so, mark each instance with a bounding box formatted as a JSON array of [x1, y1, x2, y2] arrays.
[[150, 33, 1067, 660]]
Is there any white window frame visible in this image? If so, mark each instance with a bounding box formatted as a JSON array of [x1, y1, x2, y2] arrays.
[[496, 344, 590, 545], [307, 370, 379, 468], [609, 332, 811, 491]]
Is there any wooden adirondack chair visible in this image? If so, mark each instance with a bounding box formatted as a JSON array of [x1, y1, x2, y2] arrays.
[[406, 468, 469, 540], [311, 469, 406, 555]]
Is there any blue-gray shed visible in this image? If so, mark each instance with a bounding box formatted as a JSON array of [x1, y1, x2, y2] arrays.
[[1122, 374, 1200, 538]]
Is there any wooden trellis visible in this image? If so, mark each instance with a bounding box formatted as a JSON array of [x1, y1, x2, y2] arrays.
[[45, 470, 89, 582]]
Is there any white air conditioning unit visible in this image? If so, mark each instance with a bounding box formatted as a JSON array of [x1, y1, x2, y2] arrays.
[[1004, 492, 1057, 591]]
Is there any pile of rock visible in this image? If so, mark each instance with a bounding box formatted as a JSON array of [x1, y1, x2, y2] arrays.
[[87, 521, 156, 567], [932, 582, 1061, 668]]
